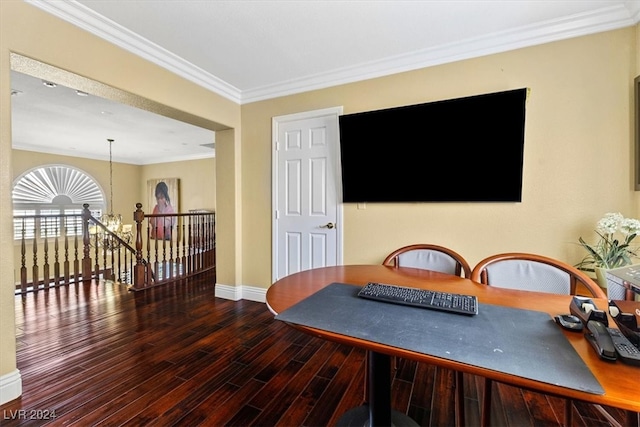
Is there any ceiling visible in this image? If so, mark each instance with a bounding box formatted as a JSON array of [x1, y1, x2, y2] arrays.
[[11, 70, 217, 165], [12, 0, 640, 165]]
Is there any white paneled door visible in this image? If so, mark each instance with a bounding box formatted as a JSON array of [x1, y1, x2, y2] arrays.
[[272, 107, 343, 282]]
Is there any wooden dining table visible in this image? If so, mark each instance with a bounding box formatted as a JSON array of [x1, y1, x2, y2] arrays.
[[266, 265, 640, 427]]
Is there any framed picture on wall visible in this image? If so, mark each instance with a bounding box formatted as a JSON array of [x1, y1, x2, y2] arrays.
[[147, 178, 179, 240]]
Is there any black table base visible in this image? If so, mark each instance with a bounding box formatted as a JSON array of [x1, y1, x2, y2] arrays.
[[336, 351, 419, 427]]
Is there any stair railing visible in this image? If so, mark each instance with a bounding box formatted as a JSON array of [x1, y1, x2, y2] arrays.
[[131, 203, 216, 291], [13, 203, 215, 293]]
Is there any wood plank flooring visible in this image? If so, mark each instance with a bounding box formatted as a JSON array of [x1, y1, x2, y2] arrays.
[[0, 275, 626, 426]]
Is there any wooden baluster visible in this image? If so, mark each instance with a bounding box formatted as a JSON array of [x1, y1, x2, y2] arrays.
[[147, 220, 152, 284], [81, 204, 92, 283], [20, 218, 27, 293], [196, 215, 203, 271], [63, 220, 70, 285], [117, 245, 122, 282], [120, 245, 124, 282], [191, 215, 197, 273], [54, 220, 60, 287], [174, 217, 181, 278], [94, 230, 100, 280], [43, 223, 50, 289], [208, 214, 212, 267], [146, 217, 152, 284], [203, 215, 211, 268], [133, 203, 146, 289], [188, 217, 194, 275], [193, 216, 198, 274], [167, 215, 173, 280], [204, 214, 210, 268], [32, 230, 39, 292], [201, 215, 207, 269], [181, 219, 187, 277], [115, 245, 122, 282], [153, 217, 160, 281], [101, 232, 113, 280], [115, 242, 120, 281], [102, 234, 116, 280], [173, 216, 178, 277], [146, 221, 151, 265], [183, 217, 189, 276], [200, 214, 206, 269], [195, 215, 200, 272], [122, 244, 128, 283], [184, 215, 190, 274], [208, 215, 212, 267], [73, 222, 80, 283], [161, 214, 167, 280]]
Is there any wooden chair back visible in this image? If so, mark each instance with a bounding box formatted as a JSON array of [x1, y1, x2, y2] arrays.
[[383, 244, 471, 278], [471, 252, 606, 298]]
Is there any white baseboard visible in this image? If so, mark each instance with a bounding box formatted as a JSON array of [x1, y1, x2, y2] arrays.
[[0, 369, 22, 405], [215, 283, 266, 303]]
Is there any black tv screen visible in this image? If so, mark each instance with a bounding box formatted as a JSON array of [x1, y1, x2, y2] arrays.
[[338, 88, 528, 203]]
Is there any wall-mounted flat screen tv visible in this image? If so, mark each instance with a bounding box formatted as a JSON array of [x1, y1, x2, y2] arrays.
[[338, 88, 528, 203]]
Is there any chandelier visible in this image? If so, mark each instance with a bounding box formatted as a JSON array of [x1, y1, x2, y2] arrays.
[[91, 138, 132, 249]]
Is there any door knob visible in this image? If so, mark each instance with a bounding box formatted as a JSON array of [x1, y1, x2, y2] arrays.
[[321, 222, 335, 229]]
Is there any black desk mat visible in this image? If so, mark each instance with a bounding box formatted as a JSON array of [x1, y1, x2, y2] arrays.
[[275, 283, 604, 395]]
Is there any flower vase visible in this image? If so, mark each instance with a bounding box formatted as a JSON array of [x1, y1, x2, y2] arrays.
[[594, 267, 608, 291], [594, 266, 628, 300]]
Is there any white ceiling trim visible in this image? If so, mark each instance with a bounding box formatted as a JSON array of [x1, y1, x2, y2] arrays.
[[25, 0, 243, 104], [243, 3, 639, 103], [14, 141, 216, 167], [25, 0, 640, 106]]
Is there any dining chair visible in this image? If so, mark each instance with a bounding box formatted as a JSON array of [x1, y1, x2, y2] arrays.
[[382, 243, 472, 278], [471, 252, 607, 427], [379, 243, 471, 426]]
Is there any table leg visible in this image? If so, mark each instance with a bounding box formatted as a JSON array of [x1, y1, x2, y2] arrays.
[[368, 351, 392, 425], [625, 410, 639, 427], [337, 351, 418, 427]]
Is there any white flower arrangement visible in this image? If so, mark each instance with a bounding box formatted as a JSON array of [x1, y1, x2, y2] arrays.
[[577, 212, 640, 271]]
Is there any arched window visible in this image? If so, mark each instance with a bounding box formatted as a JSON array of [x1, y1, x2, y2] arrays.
[[12, 165, 106, 239]]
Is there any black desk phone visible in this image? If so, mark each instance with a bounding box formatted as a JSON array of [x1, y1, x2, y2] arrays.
[[585, 320, 616, 361], [568, 296, 640, 366]]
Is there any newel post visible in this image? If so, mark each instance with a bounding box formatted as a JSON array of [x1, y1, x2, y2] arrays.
[[133, 203, 146, 290], [81, 204, 92, 282]]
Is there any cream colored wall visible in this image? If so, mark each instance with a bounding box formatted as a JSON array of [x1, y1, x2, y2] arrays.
[[1, 1, 239, 403], [0, 9, 15, 401], [241, 27, 639, 289], [140, 158, 216, 214]]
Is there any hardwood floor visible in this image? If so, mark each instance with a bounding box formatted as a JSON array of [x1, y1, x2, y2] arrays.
[[0, 275, 626, 426]]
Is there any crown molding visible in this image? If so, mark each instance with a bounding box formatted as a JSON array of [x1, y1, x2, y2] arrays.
[[26, 0, 640, 106], [25, 0, 242, 104], [13, 142, 215, 166], [628, 0, 640, 21], [242, 3, 640, 103]]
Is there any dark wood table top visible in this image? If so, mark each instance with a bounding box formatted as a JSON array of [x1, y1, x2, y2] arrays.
[[266, 265, 640, 413]]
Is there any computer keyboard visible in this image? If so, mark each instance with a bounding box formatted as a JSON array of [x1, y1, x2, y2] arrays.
[[357, 282, 478, 315]]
